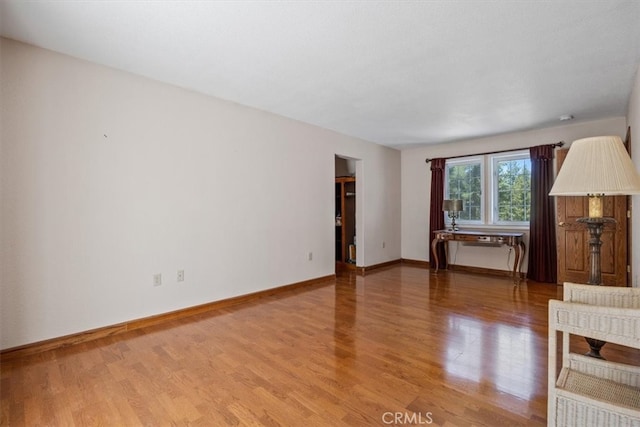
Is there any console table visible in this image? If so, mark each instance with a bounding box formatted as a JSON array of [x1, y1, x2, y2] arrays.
[[431, 229, 526, 277]]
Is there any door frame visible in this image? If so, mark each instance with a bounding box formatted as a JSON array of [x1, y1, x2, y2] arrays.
[[334, 155, 362, 270]]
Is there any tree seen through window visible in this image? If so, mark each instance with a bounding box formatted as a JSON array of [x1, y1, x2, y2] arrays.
[[444, 152, 531, 225], [496, 158, 531, 222], [446, 162, 482, 222]]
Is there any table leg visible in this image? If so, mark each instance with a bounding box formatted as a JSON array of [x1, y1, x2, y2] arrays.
[[512, 243, 520, 278], [517, 241, 526, 277], [511, 241, 526, 282], [431, 238, 440, 273], [443, 240, 449, 268]]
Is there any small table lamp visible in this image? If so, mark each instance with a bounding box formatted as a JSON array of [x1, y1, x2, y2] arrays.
[[443, 199, 463, 231], [549, 135, 640, 358]]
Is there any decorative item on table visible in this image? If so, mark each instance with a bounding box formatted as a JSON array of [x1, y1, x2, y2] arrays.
[[442, 199, 463, 231]]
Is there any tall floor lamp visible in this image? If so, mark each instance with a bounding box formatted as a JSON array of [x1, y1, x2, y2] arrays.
[[549, 135, 640, 358]]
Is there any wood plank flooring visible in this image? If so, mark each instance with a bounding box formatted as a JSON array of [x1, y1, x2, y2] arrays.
[[2, 266, 638, 426]]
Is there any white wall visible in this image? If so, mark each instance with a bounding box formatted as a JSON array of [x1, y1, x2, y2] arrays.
[[0, 38, 401, 350], [628, 65, 640, 287], [401, 117, 628, 274]]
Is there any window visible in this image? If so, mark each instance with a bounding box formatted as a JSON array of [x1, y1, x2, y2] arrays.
[[445, 158, 483, 223], [444, 151, 531, 226], [492, 153, 531, 225]]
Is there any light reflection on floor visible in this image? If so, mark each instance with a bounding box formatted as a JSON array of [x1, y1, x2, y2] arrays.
[[445, 314, 536, 400]]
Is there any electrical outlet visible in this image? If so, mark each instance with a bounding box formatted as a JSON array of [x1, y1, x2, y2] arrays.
[[308, 252, 313, 261], [177, 270, 184, 282], [153, 273, 162, 287]]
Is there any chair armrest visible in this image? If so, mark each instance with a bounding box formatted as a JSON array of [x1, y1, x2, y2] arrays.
[[549, 299, 640, 349], [563, 282, 640, 309]]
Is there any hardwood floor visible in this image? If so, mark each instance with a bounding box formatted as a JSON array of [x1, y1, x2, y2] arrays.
[[2, 266, 638, 426]]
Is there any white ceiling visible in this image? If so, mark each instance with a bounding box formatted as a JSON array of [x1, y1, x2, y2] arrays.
[[2, 1, 640, 149]]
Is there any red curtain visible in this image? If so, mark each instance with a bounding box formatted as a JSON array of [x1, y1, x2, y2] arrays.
[[527, 145, 557, 283], [429, 158, 446, 269]]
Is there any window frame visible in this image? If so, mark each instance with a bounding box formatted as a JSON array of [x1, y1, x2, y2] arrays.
[[444, 156, 484, 226], [490, 151, 531, 227], [444, 151, 531, 228]]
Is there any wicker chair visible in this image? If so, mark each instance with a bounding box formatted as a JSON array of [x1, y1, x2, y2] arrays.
[[548, 282, 640, 427]]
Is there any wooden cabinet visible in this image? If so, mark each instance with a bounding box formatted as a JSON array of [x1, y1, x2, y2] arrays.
[[335, 177, 356, 268]]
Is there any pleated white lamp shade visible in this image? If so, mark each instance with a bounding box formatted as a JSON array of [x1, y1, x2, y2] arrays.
[[549, 136, 640, 196]]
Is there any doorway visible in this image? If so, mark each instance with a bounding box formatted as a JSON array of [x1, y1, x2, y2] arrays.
[[335, 156, 357, 271]]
